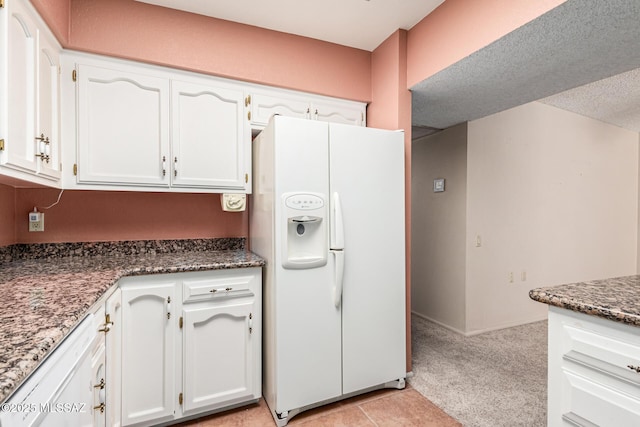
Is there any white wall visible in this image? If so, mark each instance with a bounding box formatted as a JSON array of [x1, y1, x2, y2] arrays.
[[411, 101, 639, 335], [466, 102, 639, 333], [411, 123, 468, 332]]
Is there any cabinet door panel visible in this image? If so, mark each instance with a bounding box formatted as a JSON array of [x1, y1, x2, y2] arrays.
[[36, 32, 61, 180], [4, 8, 37, 172], [171, 80, 245, 189], [121, 283, 176, 426], [77, 64, 170, 186], [312, 100, 365, 126], [250, 93, 310, 126], [106, 288, 122, 427], [183, 301, 255, 413]]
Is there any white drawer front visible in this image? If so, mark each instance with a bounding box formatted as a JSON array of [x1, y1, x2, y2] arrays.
[[182, 271, 257, 303], [562, 368, 640, 426]]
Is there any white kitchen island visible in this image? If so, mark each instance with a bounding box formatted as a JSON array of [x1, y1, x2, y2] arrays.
[[530, 276, 640, 427]]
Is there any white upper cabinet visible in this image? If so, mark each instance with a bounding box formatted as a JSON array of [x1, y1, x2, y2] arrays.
[[171, 80, 247, 190], [248, 90, 366, 128], [249, 92, 311, 126], [311, 98, 365, 126], [0, 0, 61, 185], [65, 54, 251, 193], [59, 52, 366, 194], [77, 64, 170, 187]]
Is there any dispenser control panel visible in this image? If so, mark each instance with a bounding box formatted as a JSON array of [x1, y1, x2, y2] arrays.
[[285, 194, 324, 210]]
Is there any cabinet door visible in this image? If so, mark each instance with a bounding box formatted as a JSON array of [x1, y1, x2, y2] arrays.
[[4, 3, 38, 173], [249, 92, 310, 126], [312, 99, 365, 126], [35, 30, 61, 180], [182, 300, 257, 413], [105, 288, 122, 427], [121, 282, 176, 426], [171, 80, 247, 189], [77, 64, 170, 187], [91, 303, 107, 427]]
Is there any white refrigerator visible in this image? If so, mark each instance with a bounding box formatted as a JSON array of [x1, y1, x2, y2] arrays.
[[250, 115, 406, 426]]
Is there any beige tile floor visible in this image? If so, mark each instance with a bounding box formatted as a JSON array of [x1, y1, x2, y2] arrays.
[[178, 385, 461, 426]]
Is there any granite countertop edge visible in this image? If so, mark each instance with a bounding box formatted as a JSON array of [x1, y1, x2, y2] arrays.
[[0, 239, 265, 404], [529, 274, 640, 328]]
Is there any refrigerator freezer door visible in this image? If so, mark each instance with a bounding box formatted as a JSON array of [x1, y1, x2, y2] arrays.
[[329, 124, 406, 395], [271, 117, 342, 413]]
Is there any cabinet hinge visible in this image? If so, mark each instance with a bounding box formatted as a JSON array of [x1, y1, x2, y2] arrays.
[[105, 313, 111, 325], [72, 69, 77, 82], [247, 111, 251, 121], [179, 316, 183, 329], [73, 163, 78, 175], [179, 393, 183, 405], [245, 173, 249, 184], [244, 95, 251, 107], [0, 1, 4, 8], [0, 139, 4, 151]]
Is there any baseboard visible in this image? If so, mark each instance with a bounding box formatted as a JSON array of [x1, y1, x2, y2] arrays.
[[411, 311, 468, 335], [463, 314, 548, 336], [411, 311, 548, 337]]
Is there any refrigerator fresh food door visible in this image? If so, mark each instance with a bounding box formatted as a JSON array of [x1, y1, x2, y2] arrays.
[[329, 123, 406, 395], [271, 117, 342, 412]]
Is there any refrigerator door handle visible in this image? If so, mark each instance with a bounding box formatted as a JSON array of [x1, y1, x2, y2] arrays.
[[331, 249, 344, 307], [331, 192, 345, 250]]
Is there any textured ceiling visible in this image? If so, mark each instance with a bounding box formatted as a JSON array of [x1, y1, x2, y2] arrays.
[[540, 68, 640, 132], [411, 0, 640, 132]]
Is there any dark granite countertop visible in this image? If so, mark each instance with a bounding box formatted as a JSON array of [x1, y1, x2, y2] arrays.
[[529, 275, 640, 327], [0, 239, 264, 403]]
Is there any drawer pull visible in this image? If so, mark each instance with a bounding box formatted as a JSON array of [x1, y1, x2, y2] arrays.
[[93, 403, 105, 413], [627, 365, 640, 373], [209, 289, 217, 293], [225, 287, 233, 291]]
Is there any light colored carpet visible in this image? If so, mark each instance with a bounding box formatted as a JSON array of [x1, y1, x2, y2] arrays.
[[409, 315, 547, 427]]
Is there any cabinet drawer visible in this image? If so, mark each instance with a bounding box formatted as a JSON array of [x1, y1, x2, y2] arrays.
[[560, 316, 640, 381], [560, 368, 640, 426], [182, 271, 257, 303]]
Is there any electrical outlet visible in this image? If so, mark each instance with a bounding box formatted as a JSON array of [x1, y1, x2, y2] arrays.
[[28, 211, 45, 232]]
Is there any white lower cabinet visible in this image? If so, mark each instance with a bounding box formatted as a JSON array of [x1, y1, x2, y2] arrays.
[[120, 280, 177, 426], [118, 268, 262, 427], [548, 306, 640, 427]]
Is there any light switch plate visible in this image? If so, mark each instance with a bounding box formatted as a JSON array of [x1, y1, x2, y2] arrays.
[[433, 178, 445, 193]]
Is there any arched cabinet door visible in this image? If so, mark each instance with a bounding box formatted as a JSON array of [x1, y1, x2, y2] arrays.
[[182, 301, 256, 413], [2, 0, 61, 183], [120, 281, 177, 426], [171, 79, 247, 190], [76, 64, 170, 187]]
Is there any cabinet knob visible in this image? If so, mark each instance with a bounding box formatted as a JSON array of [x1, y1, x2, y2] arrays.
[[627, 365, 640, 373]]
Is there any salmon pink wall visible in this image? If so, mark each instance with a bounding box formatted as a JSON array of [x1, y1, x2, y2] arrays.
[[13, 189, 246, 244], [407, 0, 566, 87], [370, 30, 413, 372], [0, 185, 16, 247], [61, 0, 371, 102], [30, 0, 71, 44]]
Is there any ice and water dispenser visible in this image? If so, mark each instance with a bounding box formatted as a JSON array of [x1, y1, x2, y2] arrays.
[[281, 192, 327, 269]]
